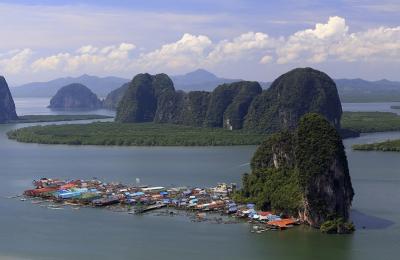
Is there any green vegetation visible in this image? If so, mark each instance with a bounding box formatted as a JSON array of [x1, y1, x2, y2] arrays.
[[115, 68, 342, 134], [341, 112, 400, 133], [244, 67, 342, 133], [115, 73, 262, 130], [10, 115, 112, 123], [237, 114, 354, 230], [320, 218, 355, 234], [7, 122, 266, 146], [49, 83, 102, 109], [103, 83, 129, 109], [353, 139, 400, 152], [116, 73, 175, 123], [204, 81, 261, 128]]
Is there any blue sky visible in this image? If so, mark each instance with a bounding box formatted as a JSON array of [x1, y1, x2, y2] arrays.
[[0, 0, 399, 85]]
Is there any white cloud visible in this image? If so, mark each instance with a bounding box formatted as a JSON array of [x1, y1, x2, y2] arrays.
[[2, 16, 400, 83], [276, 16, 348, 64], [260, 55, 273, 64], [207, 32, 272, 63], [136, 33, 212, 70], [332, 26, 400, 62], [0, 48, 32, 74], [275, 16, 400, 64], [31, 43, 136, 73]]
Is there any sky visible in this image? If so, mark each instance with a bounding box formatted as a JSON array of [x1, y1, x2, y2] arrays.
[[0, 0, 399, 85]]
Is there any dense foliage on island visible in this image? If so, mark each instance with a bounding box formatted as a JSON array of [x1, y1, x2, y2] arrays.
[[7, 122, 266, 146], [234, 114, 355, 233], [48, 83, 102, 110], [341, 112, 400, 133], [10, 114, 112, 123], [0, 76, 18, 123], [115, 73, 263, 130], [114, 68, 343, 134], [352, 139, 400, 152]]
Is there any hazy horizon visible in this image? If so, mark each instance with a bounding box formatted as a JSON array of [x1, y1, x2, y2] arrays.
[[7, 68, 400, 88]]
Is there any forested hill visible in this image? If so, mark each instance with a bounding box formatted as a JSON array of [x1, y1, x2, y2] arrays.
[[115, 67, 343, 134]]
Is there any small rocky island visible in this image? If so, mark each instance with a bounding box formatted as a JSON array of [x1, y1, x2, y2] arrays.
[[0, 76, 18, 123], [237, 113, 355, 233], [48, 83, 102, 110]]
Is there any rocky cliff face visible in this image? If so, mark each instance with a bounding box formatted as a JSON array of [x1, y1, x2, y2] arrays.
[[204, 81, 262, 129], [103, 83, 129, 109], [48, 83, 102, 110], [115, 73, 261, 129], [295, 113, 353, 226], [115, 73, 175, 123], [0, 76, 18, 123], [244, 67, 342, 133], [114, 68, 343, 134], [242, 113, 354, 228]]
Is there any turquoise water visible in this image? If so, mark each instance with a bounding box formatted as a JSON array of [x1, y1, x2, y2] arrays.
[[0, 99, 399, 259]]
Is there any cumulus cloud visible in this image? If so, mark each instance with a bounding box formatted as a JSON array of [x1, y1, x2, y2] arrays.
[[2, 16, 400, 81], [136, 33, 212, 70], [332, 26, 400, 62], [276, 16, 349, 64], [207, 32, 273, 63], [31, 43, 136, 73], [275, 16, 400, 64], [0, 48, 32, 74], [260, 55, 273, 64]]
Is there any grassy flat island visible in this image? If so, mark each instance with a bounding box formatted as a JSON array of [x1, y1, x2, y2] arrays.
[[341, 112, 400, 133], [7, 122, 266, 146], [10, 115, 113, 123], [353, 139, 400, 152]]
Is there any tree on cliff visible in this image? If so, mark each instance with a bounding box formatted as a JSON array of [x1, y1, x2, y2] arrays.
[[244, 67, 342, 133], [239, 113, 354, 233]]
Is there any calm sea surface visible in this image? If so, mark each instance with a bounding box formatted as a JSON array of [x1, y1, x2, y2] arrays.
[[0, 99, 399, 260]]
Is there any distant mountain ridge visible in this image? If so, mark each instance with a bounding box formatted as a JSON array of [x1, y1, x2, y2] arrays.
[[9, 69, 400, 103], [171, 69, 240, 91], [11, 74, 129, 98], [335, 78, 400, 102]]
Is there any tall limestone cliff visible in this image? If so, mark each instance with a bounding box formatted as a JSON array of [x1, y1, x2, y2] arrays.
[[241, 113, 354, 230], [204, 81, 262, 129], [115, 73, 261, 129], [48, 83, 102, 110], [115, 73, 175, 123], [0, 76, 18, 123], [115, 68, 343, 134], [244, 67, 342, 133]]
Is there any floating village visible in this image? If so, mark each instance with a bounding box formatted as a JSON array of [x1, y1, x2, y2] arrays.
[[19, 177, 299, 232]]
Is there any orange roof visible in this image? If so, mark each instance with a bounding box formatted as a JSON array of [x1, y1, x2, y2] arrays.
[[268, 218, 296, 228]]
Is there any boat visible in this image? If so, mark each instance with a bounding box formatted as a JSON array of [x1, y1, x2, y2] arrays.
[[92, 196, 120, 207]]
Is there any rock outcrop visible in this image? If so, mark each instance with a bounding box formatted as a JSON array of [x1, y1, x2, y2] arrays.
[[241, 113, 354, 229], [114, 68, 343, 134], [115, 73, 261, 129], [244, 67, 342, 133], [103, 83, 129, 109], [0, 76, 18, 123], [48, 83, 102, 110], [115, 73, 175, 123]]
